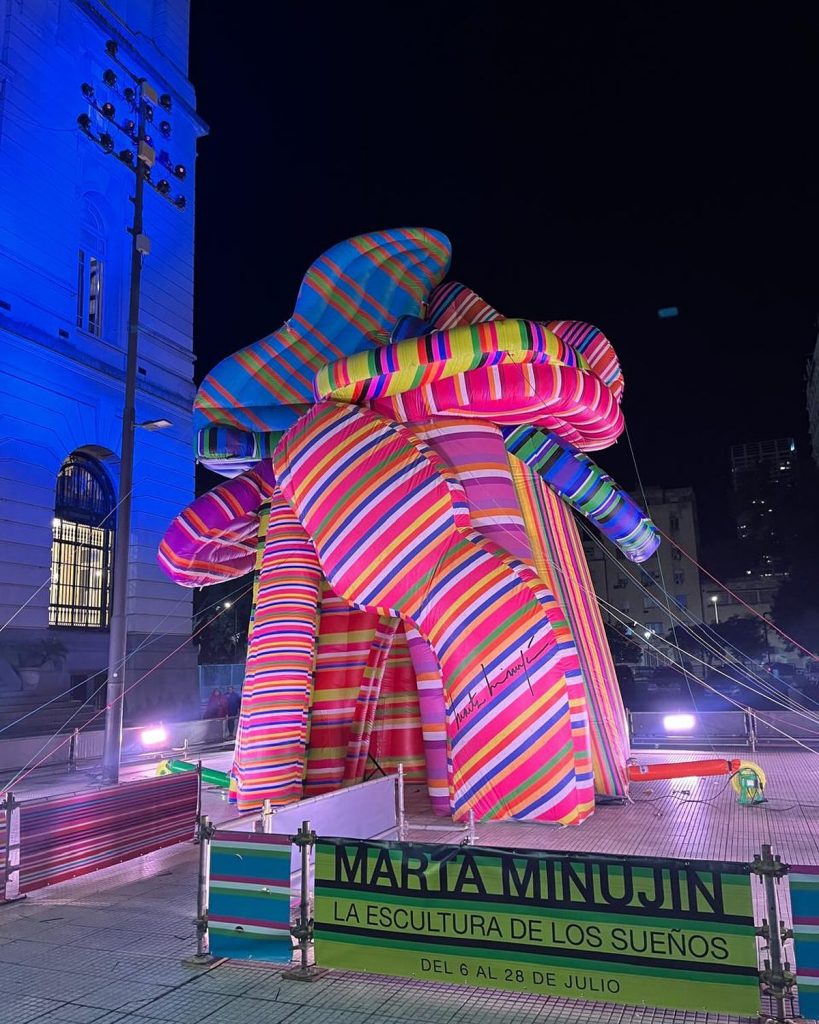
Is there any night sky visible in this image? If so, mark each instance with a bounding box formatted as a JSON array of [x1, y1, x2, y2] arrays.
[[188, 5, 817, 556]]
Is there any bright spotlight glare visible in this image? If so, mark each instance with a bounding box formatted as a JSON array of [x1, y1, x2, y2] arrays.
[[141, 726, 167, 745], [663, 713, 696, 733]]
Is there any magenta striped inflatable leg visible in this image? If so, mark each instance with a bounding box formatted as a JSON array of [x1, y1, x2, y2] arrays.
[[405, 626, 451, 814], [275, 402, 594, 824], [233, 490, 322, 812]]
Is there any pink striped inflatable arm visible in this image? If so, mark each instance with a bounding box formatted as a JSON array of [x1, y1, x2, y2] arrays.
[[158, 461, 277, 587]]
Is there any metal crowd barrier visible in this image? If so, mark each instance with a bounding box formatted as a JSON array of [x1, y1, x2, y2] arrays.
[[0, 769, 199, 901], [627, 708, 819, 750], [192, 813, 807, 1023]]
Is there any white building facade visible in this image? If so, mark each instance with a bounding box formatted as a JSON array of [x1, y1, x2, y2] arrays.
[[0, 0, 205, 723]]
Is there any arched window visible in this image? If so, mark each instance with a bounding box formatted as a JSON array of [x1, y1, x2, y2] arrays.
[[77, 199, 106, 338], [49, 453, 115, 628]]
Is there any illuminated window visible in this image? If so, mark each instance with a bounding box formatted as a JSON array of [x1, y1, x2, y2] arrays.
[[76, 201, 106, 337], [49, 454, 115, 628]]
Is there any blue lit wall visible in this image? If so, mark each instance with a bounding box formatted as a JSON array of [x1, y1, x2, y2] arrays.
[[0, 0, 206, 721]]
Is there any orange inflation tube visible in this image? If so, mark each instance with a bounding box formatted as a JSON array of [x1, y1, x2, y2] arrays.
[[628, 758, 741, 782]]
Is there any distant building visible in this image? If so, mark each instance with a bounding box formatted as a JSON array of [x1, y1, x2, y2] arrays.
[[583, 485, 705, 667], [808, 333, 819, 470], [730, 438, 797, 576], [0, 1, 205, 722], [703, 571, 795, 668]]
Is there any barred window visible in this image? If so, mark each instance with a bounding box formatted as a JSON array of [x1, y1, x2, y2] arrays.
[[49, 454, 115, 628], [77, 200, 106, 337]]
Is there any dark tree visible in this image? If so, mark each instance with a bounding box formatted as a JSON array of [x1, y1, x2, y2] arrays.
[[771, 541, 819, 658], [604, 622, 642, 664], [193, 580, 253, 664], [713, 616, 767, 663]]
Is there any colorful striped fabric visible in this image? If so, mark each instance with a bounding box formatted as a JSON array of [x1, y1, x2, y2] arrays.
[[789, 865, 819, 1019], [0, 803, 6, 899], [546, 319, 624, 403], [407, 417, 533, 815], [403, 626, 449, 810], [193, 228, 451, 444], [17, 773, 197, 893], [504, 425, 660, 562], [158, 461, 276, 586], [426, 281, 501, 328], [366, 629, 427, 783], [315, 318, 623, 448], [232, 494, 321, 812], [197, 426, 283, 477], [209, 830, 292, 961], [341, 614, 400, 785], [302, 591, 426, 797], [275, 401, 594, 824], [158, 230, 661, 825], [511, 460, 631, 797]]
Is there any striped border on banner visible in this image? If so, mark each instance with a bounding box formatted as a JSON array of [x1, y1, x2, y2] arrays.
[[790, 865, 819, 1018], [209, 830, 293, 961], [18, 772, 198, 893]]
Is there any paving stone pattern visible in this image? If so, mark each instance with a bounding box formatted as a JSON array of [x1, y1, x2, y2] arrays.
[[0, 746, 814, 1023]]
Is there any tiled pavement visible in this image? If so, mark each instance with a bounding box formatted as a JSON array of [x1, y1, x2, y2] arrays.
[[0, 746, 815, 1023]]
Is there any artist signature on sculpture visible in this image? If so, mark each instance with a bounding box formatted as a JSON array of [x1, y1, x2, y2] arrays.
[[454, 636, 551, 729]]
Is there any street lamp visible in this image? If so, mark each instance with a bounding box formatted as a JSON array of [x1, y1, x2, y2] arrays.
[[78, 44, 187, 784], [710, 594, 720, 625]]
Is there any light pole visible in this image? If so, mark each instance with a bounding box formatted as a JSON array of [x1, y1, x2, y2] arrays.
[[710, 594, 720, 625], [78, 42, 187, 783]]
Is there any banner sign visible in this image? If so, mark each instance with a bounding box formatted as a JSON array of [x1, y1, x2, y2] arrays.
[[209, 831, 292, 961], [314, 840, 759, 1014], [789, 865, 819, 1019]]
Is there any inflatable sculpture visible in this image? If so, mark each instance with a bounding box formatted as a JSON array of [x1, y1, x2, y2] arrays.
[[159, 228, 659, 825]]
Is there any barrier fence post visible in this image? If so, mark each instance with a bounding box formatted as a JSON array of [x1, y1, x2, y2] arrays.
[[746, 708, 758, 752], [752, 845, 794, 1024], [397, 763, 406, 841], [283, 819, 326, 982], [68, 728, 79, 773], [194, 762, 203, 841], [186, 814, 217, 965], [1, 793, 24, 905]]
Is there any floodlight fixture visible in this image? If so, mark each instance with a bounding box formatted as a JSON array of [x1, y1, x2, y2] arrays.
[[663, 713, 696, 733]]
